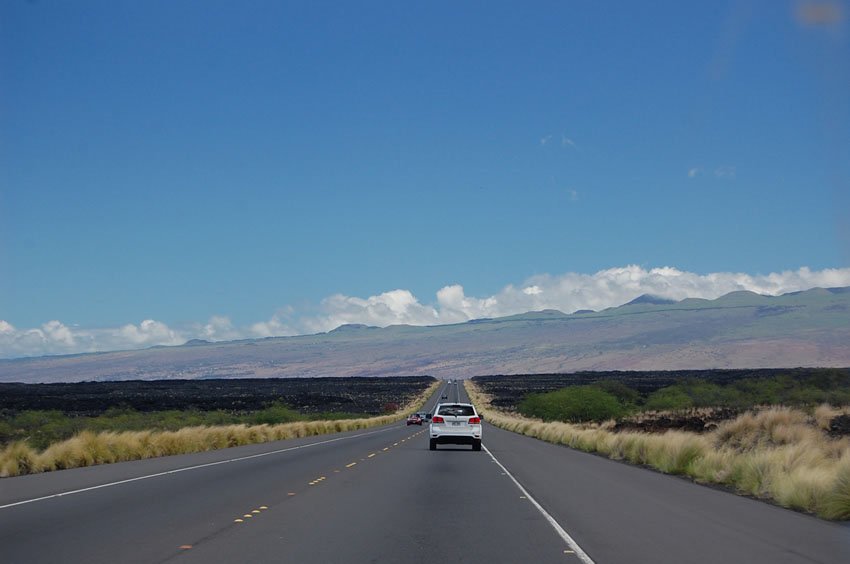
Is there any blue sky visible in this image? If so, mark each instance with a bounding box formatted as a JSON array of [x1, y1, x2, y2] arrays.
[[1, 1, 849, 357]]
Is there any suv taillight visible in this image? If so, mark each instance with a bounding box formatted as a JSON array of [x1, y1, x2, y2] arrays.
[[432, 416, 445, 423], [468, 417, 481, 424]]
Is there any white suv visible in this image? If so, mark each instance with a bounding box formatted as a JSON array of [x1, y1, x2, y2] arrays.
[[429, 403, 482, 451]]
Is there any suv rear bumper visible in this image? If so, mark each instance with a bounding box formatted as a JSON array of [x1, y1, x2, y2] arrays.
[[432, 435, 478, 445]]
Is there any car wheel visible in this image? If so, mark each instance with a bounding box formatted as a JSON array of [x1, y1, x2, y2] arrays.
[[429, 439, 437, 451], [472, 439, 481, 451]]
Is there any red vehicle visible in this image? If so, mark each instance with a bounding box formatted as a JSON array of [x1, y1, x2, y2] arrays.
[[406, 414, 423, 426]]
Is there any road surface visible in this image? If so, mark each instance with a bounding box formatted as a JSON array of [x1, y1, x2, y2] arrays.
[[1, 381, 848, 563]]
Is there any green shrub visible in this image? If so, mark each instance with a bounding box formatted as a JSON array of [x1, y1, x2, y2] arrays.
[[519, 386, 624, 423], [596, 380, 642, 408], [250, 403, 302, 425], [645, 387, 693, 411]]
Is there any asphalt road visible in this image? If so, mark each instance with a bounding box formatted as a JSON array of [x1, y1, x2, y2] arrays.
[[1, 381, 849, 563]]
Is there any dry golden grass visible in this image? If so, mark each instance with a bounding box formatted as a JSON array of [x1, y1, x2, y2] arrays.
[[466, 381, 850, 520], [0, 381, 440, 478]]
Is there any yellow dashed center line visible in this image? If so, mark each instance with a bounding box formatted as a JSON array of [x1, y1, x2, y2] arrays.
[[232, 429, 425, 527]]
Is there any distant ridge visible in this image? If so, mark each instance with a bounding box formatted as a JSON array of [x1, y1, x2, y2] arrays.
[[2, 286, 849, 383], [624, 294, 677, 306], [329, 324, 378, 333]]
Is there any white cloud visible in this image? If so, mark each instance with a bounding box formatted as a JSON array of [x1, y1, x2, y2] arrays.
[[0, 319, 183, 358], [688, 167, 702, 178], [250, 315, 297, 338], [3, 266, 850, 359], [540, 133, 576, 148], [115, 319, 180, 346], [714, 165, 737, 178], [301, 289, 440, 333], [196, 316, 243, 342], [299, 265, 850, 327]]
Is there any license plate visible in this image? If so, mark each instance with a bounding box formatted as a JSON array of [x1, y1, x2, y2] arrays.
[[451, 422, 461, 426]]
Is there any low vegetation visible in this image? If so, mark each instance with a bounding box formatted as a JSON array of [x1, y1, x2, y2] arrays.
[[477, 368, 850, 412], [467, 380, 850, 520], [0, 404, 366, 451], [0, 381, 440, 478]]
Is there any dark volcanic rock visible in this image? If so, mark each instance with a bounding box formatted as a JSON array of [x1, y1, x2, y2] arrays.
[[828, 414, 850, 437], [0, 376, 435, 417]]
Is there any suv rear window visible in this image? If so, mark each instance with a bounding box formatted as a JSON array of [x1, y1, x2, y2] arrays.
[[437, 405, 475, 416]]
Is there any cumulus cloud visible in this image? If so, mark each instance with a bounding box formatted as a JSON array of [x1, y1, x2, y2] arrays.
[[194, 316, 244, 342], [0, 319, 184, 358], [299, 265, 850, 328], [300, 289, 440, 333], [250, 314, 297, 338], [115, 320, 181, 347], [3, 266, 850, 359]]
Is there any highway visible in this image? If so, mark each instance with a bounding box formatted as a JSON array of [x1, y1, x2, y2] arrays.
[[1, 381, 849, 563]]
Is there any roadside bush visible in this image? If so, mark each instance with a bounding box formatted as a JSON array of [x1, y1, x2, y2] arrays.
[[596, 380, 642, 408], [645, 387, 694, 411], [250, 403, 301, 425], [519, 386, 624, 423]]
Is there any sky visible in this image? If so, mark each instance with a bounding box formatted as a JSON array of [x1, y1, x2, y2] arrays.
[[1, 1, 849, 358]]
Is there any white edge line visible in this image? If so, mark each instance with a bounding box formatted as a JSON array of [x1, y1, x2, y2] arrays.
[[0, 427, 395, 511], [483, 444, 595, 564]]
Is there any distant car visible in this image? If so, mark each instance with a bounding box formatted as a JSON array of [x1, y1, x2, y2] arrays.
[[415, 411, 429, 421], [429, 402, 482, 451], [407, 414, 423, 426]]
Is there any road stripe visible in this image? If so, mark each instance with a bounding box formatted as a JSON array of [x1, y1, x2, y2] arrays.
[[483, 444, 595, 564], [0, 426, 398, 511]]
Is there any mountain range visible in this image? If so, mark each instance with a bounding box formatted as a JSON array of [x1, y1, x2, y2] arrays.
[[1, 287, 848, 383]]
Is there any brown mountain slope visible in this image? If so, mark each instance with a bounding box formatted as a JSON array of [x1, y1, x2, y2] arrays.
[[1, 287, 848, 383]]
